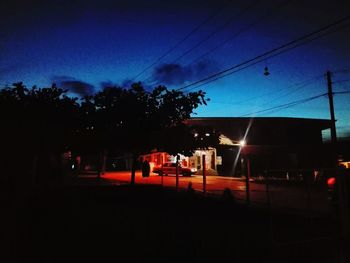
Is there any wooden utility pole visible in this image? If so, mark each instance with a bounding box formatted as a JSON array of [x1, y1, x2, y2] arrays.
[[327, 70, 349, 262], [326, 71, 337, 143]]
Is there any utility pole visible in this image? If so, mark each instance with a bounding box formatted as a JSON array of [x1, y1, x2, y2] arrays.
[[326, 71, 337, 143], [326, 70, 349, 262]]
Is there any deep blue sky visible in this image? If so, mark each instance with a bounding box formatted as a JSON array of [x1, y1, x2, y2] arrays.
[[1, 0, 350, 139]]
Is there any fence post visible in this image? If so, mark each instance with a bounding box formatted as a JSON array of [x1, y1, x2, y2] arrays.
[[246, 156, 251, 205], [265, 170, 274, 246], [265, 170, 271, 210], [202, 155, 206, 195], [176, 155, 179, 191]]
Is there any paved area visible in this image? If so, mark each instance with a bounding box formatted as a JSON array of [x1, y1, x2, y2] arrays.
[[78, 170, 332, 215]]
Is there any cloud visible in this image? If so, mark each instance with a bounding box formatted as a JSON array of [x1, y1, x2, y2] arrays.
[[152, 60, 218, 86], [153, 64, 187, 86], [52, 76, 95, 96]]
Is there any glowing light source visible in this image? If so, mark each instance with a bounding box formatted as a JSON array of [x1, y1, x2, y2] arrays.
[[205, 133, 210, 137], [239, 140, 246, 147], [194, 133, 198, 137], [327, 177, 336, 187]]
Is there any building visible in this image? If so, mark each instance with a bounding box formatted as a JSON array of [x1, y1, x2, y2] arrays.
[[141, 117, 333, 178]]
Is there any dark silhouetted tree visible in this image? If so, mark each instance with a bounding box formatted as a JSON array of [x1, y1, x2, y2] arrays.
[[0, 81, 218, 188], [0, 82, 79, 188], [80, 82, 217, 184]]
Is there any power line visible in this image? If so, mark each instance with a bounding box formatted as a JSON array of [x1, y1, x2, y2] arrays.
[[182, 20, 350, 92], [198, 74, 324, 115], [333, 78, 350, 84], [203, 74, 323, 106], [184, 21, 348, 92], [168, 0, 261, 65], [142, 0, 262, 84], [237, 90, 349, 117], [187, 0, 292, 67], [239, 93, 327, 117], [130, 1, 232, 81], [176, 15, 350, 92], [334, 90, 350, 94], [333, 67, 350, 74], [243, 76, 323, 108]]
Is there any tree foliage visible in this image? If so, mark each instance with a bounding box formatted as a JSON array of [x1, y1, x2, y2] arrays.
[[77, 83, 214, 156], [1, 82, 79, 153], [0, 81, 218, 185], [0, 82, 80, 186]]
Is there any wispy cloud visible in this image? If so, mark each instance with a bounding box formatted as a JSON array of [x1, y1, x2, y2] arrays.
[[151, 60, 218, 86], [52, 76, 95, 96]]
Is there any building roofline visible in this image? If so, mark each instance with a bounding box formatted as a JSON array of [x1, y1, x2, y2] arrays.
[[189, 116, 331, 122], [187, 116, 332, 130]]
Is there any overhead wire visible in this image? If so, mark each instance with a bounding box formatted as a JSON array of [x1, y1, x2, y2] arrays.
[[142, 0, 262, 84], [253, 76, 324, 108], [213, 86, 349, 118], [239, 93, 327, 117], [130, 0, 233, 81], [333, 78, 350, 84], [206, 74, 323, 107], [168, 0, 261, 65], [333, 67, 350, 74], [183, 21, 349, 93], [176, 15, 350, 92], [334, 90, 350, 94], [186, 0, 292, 67], [184, 22, 350, 93], [138, 13, 350, 120]]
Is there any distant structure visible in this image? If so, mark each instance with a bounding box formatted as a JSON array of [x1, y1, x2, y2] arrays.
[[141, 117, 333, 179]]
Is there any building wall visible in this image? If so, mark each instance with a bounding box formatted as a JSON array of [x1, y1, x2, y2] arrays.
[[141, 118, 333, 176], [140, 148, 217, 174]]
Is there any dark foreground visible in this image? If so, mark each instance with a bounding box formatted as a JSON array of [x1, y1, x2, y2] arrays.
[[3, 178, 348, 263]]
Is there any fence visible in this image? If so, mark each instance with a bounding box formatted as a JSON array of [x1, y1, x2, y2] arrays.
[[83, 167, 349, 262]]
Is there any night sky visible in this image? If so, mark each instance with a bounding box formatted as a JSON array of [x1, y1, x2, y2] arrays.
[[1, 0, 350, 139]]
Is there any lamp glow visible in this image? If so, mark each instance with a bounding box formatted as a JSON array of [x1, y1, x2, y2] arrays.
[[239, 140, 246, 147]]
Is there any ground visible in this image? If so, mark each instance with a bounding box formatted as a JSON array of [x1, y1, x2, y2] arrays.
[[100, 170, 331, 215], [3, 176, 347, 263]]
